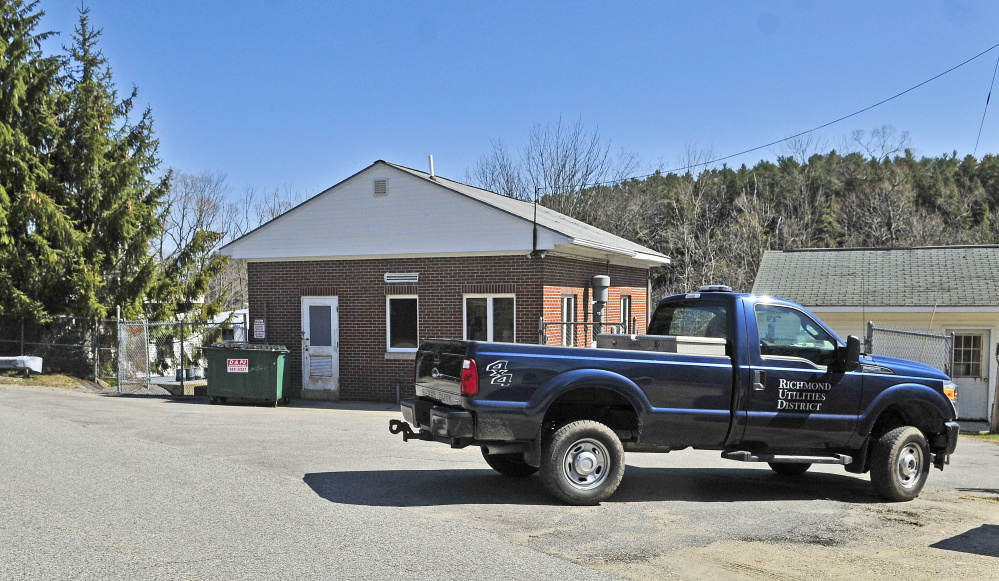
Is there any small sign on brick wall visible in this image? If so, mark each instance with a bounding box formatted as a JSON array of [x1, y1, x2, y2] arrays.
[[253, 319, 266, 339], [227, 358, 249, 373]]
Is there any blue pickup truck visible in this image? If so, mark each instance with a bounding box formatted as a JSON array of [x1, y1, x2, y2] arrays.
[[389, 287, 960, 505]]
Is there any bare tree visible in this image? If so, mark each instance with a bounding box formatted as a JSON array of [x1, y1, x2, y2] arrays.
[[466, 117, 640, 219], [464, 139, 527, 200], [254, 184, 304, 224], [845, 125, 911, 162]]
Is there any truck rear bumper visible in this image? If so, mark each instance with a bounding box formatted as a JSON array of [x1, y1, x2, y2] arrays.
[[400, 397, 474, 440]]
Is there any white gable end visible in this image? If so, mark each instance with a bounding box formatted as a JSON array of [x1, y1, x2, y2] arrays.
[[223, 164, 566, 260]]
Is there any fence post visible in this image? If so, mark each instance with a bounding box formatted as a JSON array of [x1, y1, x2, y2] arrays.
[[20, 319, 24, 356], [143, 318, 150, 390], [93, 318, 99, 381], [115, 305, 122, 394], [179, 318, 185, 395], [948, 332, 955, 379], [865, 321, 874, 354]]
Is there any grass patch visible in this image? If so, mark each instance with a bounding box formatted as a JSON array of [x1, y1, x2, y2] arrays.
[[962, 433, 999, 442], [0, 371, 90, 389]]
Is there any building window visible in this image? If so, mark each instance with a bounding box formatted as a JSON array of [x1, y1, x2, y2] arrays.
[[953, 333, 983, 378], [561, 295, 577, 346], [464, 295, 515, 343], [386, 296, 418, 351], [621, 295, 632, 333]]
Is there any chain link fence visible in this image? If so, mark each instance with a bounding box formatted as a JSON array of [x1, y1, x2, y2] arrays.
[[113, 315, 248, 393], [0, 315, 98, 377], [865, 322, 953, 376], [2, 312, 247, 393]]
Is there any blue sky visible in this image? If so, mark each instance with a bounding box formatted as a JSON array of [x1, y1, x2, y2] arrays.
[[39, 1, 999, 196]]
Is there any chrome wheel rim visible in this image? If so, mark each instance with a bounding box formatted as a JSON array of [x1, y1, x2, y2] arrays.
[[897, 443, 923, 489], [562, 438, 610, 490]]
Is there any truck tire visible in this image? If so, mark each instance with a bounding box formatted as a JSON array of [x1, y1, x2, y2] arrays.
[[481, 447, 538, 477], [768, 462, 811, 476], [870, 426, 930, 502], [540, 420, 625, 505]]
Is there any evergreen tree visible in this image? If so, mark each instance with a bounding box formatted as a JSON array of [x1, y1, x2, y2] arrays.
[[51, 6, 167, 319], [0, 0, 90, 320]]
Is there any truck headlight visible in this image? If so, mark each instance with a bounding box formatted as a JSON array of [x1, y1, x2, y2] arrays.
[[943, 380, 958, 416]]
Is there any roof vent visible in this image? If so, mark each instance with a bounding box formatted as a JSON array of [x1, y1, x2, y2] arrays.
[[373, 179, 388, 197], [384, 272, 418, 283]]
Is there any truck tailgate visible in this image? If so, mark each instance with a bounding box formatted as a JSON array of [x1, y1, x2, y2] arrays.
[[414, 339, 469, 405]]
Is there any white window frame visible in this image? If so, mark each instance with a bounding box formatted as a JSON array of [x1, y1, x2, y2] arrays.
[[561, 294, 577, 346], [621, 295, 632, 333], [386, 295, 419, 353], [462, 294, 516, 343]]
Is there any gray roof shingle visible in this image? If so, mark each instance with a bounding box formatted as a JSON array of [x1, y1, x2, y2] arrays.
[[751, 246, 999, 307], [383, 161, 669, 262]]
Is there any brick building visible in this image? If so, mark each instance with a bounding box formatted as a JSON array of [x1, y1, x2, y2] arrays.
[[221, 160, 669, 402]]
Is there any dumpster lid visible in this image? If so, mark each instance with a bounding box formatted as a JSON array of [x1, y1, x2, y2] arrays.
[[205, 341, 288, 352]]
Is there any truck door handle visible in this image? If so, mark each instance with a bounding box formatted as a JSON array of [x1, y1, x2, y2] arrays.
[[753, 370, 766, 391]]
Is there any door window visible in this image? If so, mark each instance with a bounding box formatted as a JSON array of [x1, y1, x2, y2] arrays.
[[952, 333, 983, 378], [620, 295, 632, 333], [754, 304, 836, 367], [464, 295, 515, 342], [309, 305, 332, 347]]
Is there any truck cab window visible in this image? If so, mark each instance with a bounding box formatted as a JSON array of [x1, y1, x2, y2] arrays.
[[647, 301, 729, 339], [754, 304, 836, 367]]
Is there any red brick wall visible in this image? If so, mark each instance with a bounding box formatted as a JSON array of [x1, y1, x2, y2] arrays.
[[248, 254, 650, 402]]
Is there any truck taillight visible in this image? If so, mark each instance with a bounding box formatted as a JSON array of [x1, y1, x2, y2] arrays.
[[461, 358, 479, 396]]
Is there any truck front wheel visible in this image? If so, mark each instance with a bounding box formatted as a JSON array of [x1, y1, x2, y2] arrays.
[[481, 447, 538, 477], [540, 420, 625, 505], [870, 426, 930, 502]]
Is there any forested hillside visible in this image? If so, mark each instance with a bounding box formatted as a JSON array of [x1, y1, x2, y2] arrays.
[[579, 149, 999, 297], [469, 121, 999, 299]]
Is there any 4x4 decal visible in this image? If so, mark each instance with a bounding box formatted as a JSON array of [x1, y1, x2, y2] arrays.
[[485, 360, 513, 385]]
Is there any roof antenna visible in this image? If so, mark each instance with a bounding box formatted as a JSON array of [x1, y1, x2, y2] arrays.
[[428, 155, 435, 180]]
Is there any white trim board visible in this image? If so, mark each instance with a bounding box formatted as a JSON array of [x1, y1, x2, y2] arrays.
[[805, 306, 999, 313]]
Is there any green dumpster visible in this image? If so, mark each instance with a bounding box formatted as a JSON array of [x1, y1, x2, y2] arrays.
[[204, 342, 291, 406]]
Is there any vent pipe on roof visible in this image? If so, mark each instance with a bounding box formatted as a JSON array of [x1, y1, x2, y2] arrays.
[[428, 155, 435, 180]]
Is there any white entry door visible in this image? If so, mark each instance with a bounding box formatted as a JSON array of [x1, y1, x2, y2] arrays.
[[302, 297, 339, 392], [947, 329, 990, 421]]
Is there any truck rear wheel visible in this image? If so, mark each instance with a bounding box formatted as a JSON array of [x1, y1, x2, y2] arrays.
[[540, 420, 625, 505], [480, 447, 538, 477], [870, 426, 929, 502], [768, 462, 811, 476]]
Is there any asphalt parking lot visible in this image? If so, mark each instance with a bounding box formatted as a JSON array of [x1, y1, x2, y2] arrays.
[[1, 384, 997, 580]]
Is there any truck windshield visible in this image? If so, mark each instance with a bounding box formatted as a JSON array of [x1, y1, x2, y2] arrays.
[[647, 300, 729, 339]]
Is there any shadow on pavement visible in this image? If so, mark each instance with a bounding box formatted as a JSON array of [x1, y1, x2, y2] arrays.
[[303, 466, 878, 507], [957, 487, 999, 495], [930, 525, 999, 558]]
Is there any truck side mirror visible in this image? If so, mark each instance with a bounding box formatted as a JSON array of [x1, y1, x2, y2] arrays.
[[842, 335, 861, 371]]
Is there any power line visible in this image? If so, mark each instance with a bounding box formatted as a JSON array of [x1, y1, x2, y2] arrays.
[[974, 51, 999, 157], [570, 41, 999, 190]]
